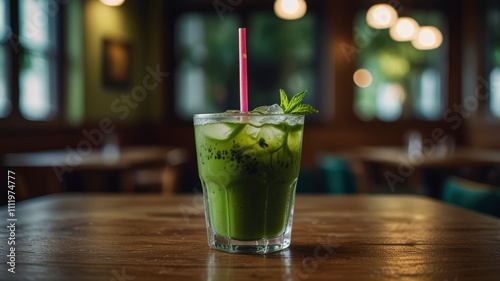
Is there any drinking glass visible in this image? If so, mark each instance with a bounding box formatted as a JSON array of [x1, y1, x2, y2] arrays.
[[194, 113, 304, 254]]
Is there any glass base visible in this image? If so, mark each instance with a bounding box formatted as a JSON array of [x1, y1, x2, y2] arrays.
[[207, 225, 292, 254]]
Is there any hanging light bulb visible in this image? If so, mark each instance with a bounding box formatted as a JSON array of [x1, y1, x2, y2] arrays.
[[411, 26, 443, 50], [100, 0, 125, 7], [353, 69, 373, 88], [390, 17, 419, 41], [366, 4, 398, 29], [274, 0, 307, 20]]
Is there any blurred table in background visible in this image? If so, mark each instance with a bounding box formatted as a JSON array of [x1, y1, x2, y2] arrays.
[[2, 146, 189, 200], [340, 146, 500, 196]]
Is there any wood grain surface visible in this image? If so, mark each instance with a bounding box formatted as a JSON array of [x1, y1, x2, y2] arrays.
[[1, 194, 499, 281]]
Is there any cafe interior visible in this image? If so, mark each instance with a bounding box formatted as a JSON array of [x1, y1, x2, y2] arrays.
[[1, 1, 500, 280], [1, 0, 500, 217]]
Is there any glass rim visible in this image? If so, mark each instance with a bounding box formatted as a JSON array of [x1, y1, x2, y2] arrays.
[[193, 113, 305, 118]]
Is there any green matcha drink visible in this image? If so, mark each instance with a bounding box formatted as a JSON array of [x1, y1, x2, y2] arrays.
[[194, 89, 317, 254], [194, 114, 304, 241]]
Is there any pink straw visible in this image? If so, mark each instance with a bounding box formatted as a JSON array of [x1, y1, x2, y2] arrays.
[[239, 28, 248, 112]]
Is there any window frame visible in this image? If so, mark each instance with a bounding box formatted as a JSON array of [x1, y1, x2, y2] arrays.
[[0, 0, 67, 131], [161, 0, 465, 146], [351, 1, 456, 122], [351, 8, 448, 122], [336, 0, 462, 130], [482, 0, 500, 120], [162, 0, 329, 127]]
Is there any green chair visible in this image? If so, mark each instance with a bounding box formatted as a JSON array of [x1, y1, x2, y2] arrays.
[[296, 166, 324, 193], [317, 154, 357, 194], [442, 177, 500, 217]]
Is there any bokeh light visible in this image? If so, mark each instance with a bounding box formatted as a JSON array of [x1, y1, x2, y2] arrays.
[[390, 17, 419, 41], [353, 69, 373, 88], [274, 0, 307, 20], [412, 26, 443, 50], [366, 4, 398, 29], [100, 0, 125, 7]]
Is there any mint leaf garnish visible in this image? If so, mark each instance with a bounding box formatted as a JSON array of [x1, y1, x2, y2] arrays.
[[286, 90, 306, 113], [290, 104, 319, 115], [279, 89, 319, 115], [279, 89, 289, 110]]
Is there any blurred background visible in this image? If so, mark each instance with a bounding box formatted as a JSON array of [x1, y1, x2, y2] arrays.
[[1, 0, 500, 216]]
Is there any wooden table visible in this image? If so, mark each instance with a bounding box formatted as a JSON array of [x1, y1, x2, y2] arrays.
[[2, 146, 188, 198], [347, 146, 500, 168], [341, 146, 500, 196], [1, 194, 499, 281]]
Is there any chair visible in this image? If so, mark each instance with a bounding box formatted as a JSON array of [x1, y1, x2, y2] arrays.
[[316, 154, 357, 194], [132, 148, 190, 195], [296, 166, 324, 193], [442, 177, 500, 217]]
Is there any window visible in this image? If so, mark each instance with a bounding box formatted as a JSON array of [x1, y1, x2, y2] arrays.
[[0, 0, 60, 122], [248, 12, 317, 110], [0, 0, 10, 118], [353, 9, 446, 121], [175, 13, 240, 120], [485, 3, 500, 117], [490, 67, 500, 117], [175, 11, 318, 120]]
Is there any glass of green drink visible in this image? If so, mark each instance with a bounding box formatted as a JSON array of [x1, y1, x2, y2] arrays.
[[194, 111, 305, 254]]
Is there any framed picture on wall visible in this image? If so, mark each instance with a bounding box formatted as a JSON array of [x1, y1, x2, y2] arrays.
[[102, 38, 131, 89]]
